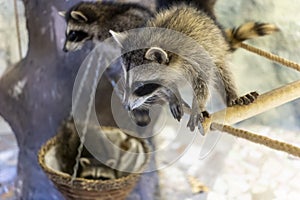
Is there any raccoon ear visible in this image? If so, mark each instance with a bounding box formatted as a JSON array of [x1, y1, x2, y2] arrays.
[[58, 11, 66, 18], [145, 47, 169, 64], [79, 158, 91, 168], [110, 30, 126, 48], [70, 11, 88, 22]]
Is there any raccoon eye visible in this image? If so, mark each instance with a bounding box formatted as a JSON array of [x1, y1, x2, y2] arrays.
[[67, 30, 89, 42], [134, 83, 161, 97], [83, 175, 95, 179]]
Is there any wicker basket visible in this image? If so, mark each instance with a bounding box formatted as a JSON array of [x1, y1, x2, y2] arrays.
[[38, 126, 150, 200]]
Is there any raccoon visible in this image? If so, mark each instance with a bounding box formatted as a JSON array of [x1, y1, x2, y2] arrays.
[[55, 117, 81, 174], [79, 157, 118, 180], [55, 117, 99, 175], [59, 1, 153, 52], [110, 4, 277, 132]]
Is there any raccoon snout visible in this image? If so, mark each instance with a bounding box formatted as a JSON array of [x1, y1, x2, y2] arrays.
[[63, 46, 68, 52], [124, 104, 131, 111], [131, 108, 151, 127]]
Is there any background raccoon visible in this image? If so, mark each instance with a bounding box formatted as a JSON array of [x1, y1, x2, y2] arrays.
[[60, 1, 153, 52], [55, 117, 87, 175], [110, 3, 278, 132], [78, 157, 118, 180]]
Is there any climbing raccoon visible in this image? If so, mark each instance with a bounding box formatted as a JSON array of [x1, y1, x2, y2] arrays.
[[110, 3, 278, 132], [59, 1, 153, 52]]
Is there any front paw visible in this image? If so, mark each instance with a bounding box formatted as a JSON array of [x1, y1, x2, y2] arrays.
[[187, 111, 210, 133], [229, 91, 259, 106], [169, 101, 184, 121]]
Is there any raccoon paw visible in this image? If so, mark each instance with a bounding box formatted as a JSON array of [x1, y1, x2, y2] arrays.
[[229, 91, 259, 106], [187, 111, 210, 134], [131, 108, 151, 127], [169, 101, 184, 121]]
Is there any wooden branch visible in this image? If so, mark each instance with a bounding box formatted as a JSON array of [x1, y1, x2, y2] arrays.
[[203, 80, 300, 133]]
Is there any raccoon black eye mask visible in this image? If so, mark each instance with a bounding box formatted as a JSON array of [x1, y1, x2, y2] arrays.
[[133, 83, 162, 97], [67, 30, 89, 42]]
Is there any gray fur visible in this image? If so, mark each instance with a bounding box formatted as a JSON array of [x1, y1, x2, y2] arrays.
[[113, 5, 259, 132]]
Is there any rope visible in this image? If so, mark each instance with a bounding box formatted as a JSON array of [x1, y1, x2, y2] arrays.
[[13, 0, 22, 59], [240, 42, 300, 72], [202, 42, 300, 158], [211, 123, 300, 158]]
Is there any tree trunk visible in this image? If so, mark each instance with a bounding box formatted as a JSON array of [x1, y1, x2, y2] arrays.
[[0, 0, 157, 199]]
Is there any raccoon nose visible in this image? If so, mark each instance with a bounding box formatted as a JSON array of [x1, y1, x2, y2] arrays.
[[63, 46, 68, 52], [124, 104, 131, 111]]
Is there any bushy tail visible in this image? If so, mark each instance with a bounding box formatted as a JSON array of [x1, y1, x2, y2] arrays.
[[225, 22, 280, 50]]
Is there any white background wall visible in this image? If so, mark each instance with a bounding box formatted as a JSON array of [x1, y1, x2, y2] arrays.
[[0, 0, 27, 77], [216, 0, 300, 129]]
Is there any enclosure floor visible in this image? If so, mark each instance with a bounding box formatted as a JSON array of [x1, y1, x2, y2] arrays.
[[158, 125, 300, 200]]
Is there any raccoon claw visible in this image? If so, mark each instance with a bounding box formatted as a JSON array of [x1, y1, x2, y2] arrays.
[[187, 111, 210, 134], [131, 108, 151, 127], [169, 101, 184, 121], [229, 91, 259, 106]]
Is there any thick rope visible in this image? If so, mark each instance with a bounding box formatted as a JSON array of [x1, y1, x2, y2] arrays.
[[211, 123, 300, 158], [201, 43, 300, 158], [14, 0, 22, 59], [240, 42, 300, 72]]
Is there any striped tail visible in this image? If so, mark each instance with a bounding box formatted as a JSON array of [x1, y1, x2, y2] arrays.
[[225, 22, 280, 50]]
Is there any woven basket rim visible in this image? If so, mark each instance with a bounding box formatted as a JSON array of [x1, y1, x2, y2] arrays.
[[38, 126, 150, 186]]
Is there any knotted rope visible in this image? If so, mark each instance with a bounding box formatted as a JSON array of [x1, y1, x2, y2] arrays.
[[208, 42, 300, 157], [212, 123, 300, 158], [240, 42, 300, 72]]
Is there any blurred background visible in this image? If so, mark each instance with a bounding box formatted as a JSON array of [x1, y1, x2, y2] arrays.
[[0, 1, 26, 199], [0, 0, 299, 199]]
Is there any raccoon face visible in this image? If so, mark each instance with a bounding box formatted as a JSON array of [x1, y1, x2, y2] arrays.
[[63, 30, 91, 52], [110, 30, 173, 110], [125, 81, 163, 111], [59, 10, 95, 52], [64, 29, 91, 51], [79, 158, 116, 180]]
